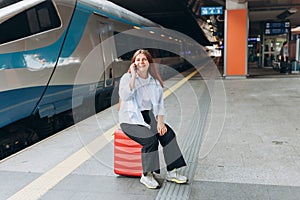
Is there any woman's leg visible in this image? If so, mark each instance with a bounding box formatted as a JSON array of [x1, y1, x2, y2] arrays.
[[146, 111, 187, 171], [157, 124, 187, 171], [157, 124, 188, 184], [120, 123, 160, 175]]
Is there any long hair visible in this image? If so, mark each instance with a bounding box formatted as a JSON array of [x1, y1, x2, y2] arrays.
[[129, 49, 164, 87]]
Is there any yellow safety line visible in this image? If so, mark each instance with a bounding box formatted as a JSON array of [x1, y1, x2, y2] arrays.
[[8, 68, 201, 200], [163, 67, 202, 99]]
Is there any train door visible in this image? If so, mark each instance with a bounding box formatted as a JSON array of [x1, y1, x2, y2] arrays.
[[262, 34, 288, 67], [95, 20, 118, 110], [97, 21, 116, 87]]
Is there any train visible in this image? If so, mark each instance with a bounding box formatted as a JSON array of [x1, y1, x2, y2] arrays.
[[0, 0, 206, 158]]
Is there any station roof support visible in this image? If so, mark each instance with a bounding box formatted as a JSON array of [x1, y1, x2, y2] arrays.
[[224, 1, 248, 78]]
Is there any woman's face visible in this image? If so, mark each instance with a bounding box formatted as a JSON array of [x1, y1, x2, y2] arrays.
[[134, 53, 149, 74]]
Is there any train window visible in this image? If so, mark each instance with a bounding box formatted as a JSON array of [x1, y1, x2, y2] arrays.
[[0, 0, 61, 44], [119, 50, 135, 61], [152, 49, 177, 58]]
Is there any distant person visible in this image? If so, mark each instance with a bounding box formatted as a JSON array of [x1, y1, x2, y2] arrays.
[[280, 41, 289, 73], [118, 49, 188, 189]]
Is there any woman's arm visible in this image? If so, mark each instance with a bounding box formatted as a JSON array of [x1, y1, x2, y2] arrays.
[[119, 73, 134, 101], [119, 63, 138, 101]]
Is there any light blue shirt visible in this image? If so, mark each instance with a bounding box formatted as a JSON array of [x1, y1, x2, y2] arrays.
[[118, 72, 165, 128]]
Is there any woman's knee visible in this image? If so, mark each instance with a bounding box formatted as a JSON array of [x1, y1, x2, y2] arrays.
[[143, 136, 159, 151]]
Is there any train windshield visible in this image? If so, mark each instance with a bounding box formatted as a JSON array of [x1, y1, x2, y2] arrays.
[[0, 0, 61, 44]]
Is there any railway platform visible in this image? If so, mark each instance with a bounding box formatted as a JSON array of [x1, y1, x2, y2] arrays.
[[1, 63, 300, 200]]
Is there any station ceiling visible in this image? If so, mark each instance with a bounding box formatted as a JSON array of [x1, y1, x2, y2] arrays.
[[110, 0, 300, 45], [109, 0, 214, 46], [248, 0, 300, 35]]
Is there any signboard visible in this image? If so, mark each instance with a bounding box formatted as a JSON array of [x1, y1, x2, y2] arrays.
[[265, 21, 290, 35], [248, 37, 260, 42], [265, 21, 290, 28], [201, 7, 223, 16]]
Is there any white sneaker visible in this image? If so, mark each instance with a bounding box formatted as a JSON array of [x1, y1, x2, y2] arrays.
[[140, 172, 160, 189], [166, 168, 188, 184]]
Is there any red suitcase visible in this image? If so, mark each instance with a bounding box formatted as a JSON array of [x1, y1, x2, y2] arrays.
[[114, 129, 142, 177]]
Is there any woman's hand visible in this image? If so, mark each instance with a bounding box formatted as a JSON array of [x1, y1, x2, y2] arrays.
[[157, 115, 167, 136], [130, 63, 137, 77], [157, 122, 167, 136]]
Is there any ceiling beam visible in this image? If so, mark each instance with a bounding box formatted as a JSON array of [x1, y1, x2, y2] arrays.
[[249, 4, 300, 11]]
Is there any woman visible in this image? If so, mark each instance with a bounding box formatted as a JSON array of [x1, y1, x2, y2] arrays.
[[118, 49, 188, 189], [280, 41, 289, 73]]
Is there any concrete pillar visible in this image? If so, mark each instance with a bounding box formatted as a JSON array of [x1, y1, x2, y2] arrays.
[[224, 0, 248, 78]]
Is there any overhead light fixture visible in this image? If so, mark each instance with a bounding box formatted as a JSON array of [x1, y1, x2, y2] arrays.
[[277, 8, 297, 19], [277, 11, 289, 20], [291, 26, 300, 33], [216, 15, 224, 22], [288, 8, 297, 14]]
